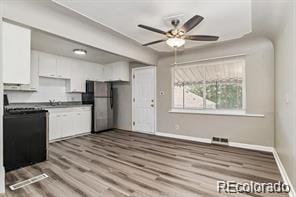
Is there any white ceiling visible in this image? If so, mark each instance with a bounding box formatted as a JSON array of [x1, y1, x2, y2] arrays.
[[31, 30, 131, 64], [52, 0, 252, 52]]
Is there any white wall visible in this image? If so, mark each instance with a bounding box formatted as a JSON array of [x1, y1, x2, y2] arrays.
[[274, 0, 296, 191], [5, 78, 81, 103], [157, 37, 275, 147]]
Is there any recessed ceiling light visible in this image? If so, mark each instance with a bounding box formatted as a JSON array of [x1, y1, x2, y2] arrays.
[[73, 49, 87, 55]]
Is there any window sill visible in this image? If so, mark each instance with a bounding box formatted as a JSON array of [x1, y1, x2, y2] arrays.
[[169, 109, 264, 117]]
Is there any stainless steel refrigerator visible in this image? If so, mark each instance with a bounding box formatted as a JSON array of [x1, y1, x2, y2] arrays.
[[82, 81, 113, 132], [94, 82, 113, 131]]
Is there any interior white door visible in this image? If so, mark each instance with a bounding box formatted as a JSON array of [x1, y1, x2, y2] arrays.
[[132, 67, 156, 133]]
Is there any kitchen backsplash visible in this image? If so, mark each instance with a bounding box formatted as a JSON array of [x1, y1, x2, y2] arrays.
[[4, 77, 81, 103]]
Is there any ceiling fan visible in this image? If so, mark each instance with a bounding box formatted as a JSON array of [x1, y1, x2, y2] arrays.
[[138, 15, 219, 48]]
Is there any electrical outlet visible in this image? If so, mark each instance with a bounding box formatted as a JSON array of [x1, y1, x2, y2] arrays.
[[285, 94, 289, 104], [175, 124, 180, 130]]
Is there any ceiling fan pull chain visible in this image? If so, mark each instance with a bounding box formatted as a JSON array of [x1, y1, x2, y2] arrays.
[[174, 47, 177, 65]]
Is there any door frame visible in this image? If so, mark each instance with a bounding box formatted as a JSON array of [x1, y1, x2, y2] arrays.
[[132, 66, 157, 134]]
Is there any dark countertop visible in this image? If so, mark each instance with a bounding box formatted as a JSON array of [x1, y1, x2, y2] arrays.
[[6, 102, 92, 109]]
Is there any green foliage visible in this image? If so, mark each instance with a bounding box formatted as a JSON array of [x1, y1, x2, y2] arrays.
[[187, 82, 242, 109]]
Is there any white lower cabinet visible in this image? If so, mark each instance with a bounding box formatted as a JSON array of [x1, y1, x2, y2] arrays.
[[48, 107, 91, 141]]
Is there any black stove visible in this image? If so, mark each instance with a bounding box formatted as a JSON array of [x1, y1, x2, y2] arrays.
[[3, 106, 48, 171]]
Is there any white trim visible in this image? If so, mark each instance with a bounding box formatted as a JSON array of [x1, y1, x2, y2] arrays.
[[273, 149, 296, 197], [169, 109, 264, 117], [132, 66, 157, 134], [155, 132, 211, 144], [0, 166, 4, 193], [229, 142, 274, 152], [171, 53, 246, 66], [155, 131, 273, 152], [49, 132, 90, 143]]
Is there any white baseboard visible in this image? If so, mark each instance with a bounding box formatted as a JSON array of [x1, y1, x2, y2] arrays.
[[273, 149, 296, 197], [0, 165, 5, 194], [49, 132, 91, 143], [229, 142, 274, 152], [155, 132, 211, 144], [155, 132, 273, 152]]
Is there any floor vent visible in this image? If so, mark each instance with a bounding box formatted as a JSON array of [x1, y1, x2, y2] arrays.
[[211, 137, 229, 146], [9, 173, 48, 191]]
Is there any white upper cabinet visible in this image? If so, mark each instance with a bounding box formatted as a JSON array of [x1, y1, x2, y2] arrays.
[[20, 51, 39, 91], [103, 62, 129, 82], [56, 56, 72, 79], [3, 22, 31, 84], [39, 53, 72, 79], [66, 60, 86, 93], [84, 62, 104, 82], [39, 52, 57, 78]]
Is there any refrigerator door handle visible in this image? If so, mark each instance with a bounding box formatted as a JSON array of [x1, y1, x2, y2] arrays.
[[110, 84, 113, 109]]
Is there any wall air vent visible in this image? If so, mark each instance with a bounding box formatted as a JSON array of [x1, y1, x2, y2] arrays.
[[211, 137, 229, 146]]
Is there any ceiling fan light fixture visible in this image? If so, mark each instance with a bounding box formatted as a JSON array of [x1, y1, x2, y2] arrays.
[[166, 37, 185, 48]]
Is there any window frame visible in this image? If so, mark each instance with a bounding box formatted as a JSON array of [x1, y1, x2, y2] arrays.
[[171, 57, 246, 112]]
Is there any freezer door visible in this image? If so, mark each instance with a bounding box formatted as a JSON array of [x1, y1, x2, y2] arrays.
[[94, 98, 113, 131], [94, 82, 112, 97]]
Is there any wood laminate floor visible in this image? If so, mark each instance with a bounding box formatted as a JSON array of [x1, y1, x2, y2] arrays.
[[3, 130, 287, 197]]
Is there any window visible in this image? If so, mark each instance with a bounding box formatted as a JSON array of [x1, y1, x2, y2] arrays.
[[173, 57, 245, 111]]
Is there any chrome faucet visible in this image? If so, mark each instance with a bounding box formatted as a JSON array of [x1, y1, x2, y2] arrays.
[[49, 99, 56, 106]]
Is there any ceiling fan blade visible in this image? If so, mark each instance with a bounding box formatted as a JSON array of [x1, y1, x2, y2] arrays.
[[138, 24, 167, 35], [180, 15, 204, 33], [142, 39, 166, 46], [185, 35, 219, 41]]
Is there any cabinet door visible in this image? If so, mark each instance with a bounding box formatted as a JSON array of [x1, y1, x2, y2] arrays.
[[3, 22, 31, 84], [3, 85, 21, 91], [117, 62, 130, 81], [68, 78, 85, 93], [20, 51, 39, 91], [67, 60, 86, 93], [75, 111, 83, 135], [80, 110, 91, 134], [56, 56, 71, 79], [103, 62, 129, 82], [39, 52, 57, 78], [68, 111, 81, 136], [84, 62, 94, 81], [49, 113, 60, 141], [103, 65, 113, 81], [94, 64, 104, 81], [60, 113, 71, 138]]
